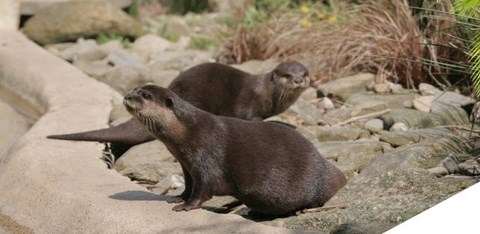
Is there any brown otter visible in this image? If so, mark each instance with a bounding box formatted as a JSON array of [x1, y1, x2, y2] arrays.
[[123, 84, 346, 216], [47, 61, 310, 157]]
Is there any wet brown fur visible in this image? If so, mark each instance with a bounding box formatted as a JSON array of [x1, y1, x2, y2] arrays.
[[124, 84, 346, 216]]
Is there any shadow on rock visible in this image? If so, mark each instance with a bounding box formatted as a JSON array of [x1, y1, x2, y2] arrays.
[[109, 190, 169, 201]]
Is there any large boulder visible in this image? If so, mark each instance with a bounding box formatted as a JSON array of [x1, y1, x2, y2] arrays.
[[22, 1, 142, 45]]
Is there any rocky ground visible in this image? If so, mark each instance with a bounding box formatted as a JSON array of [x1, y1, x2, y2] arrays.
[[2, 1, 480, 233]]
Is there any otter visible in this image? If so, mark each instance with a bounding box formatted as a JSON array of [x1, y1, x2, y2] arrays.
[[48, 61, 310, 157], [123, 84, 346, 216]]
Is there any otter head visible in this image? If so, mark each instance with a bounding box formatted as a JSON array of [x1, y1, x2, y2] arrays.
[[123, 85, 187, 141], [271, 61, 310, 91]]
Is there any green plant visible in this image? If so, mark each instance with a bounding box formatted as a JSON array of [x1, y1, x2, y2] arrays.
[[96, 33, 129, 47], [188, 37, 217, 50], [454, 0, 480, 97], [162, 33, 180, 42], [127, 0, 139, 17]]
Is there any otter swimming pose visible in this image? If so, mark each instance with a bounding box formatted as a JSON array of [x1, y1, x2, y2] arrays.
[[48, 61, 310, 156], [123, 84, 346, 216]]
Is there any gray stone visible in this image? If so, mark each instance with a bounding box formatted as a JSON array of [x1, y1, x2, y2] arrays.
[[231, 59, 278, 74], [99, 40, 124, 53], [413, 95, 434, 112], [416, 107, 470, 128], [315, 140, 393, 178], [373, 82, 390, 93], [148, 175, 185, 195], [379, 128, 451, 147], [115, 141, 181, 183], [101, 65, 152, 94], [304, 126, 370, 142], [362, 133, 473, 178], [431, 91, 475, 113], [130, 34, 172, 62], [318, 73, 375, 100], [283, 98, 322, 125], [299, 87, 317, 101], [73, 60, 113, 79], [390, 122, 408, 132], [364, 119, 384, 131], [106, 49, 144, 68], [380, 108, 429, 129], [283, 169, 477, 233], [20, 0, 133, 15], [346, 92, 418, 110], [149, 50, 214, 71], [150, 69, 180, 88], [58, 38, 107, 62], [157, 15, 192, 39], [22, 1, 142, 45], [418, 83, 442, 96], [0, 99, 31, 159]]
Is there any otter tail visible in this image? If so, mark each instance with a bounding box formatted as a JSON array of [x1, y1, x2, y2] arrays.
[[47, 118, 154, 145]]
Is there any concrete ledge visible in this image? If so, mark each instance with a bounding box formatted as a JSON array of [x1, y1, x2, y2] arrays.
[[0, 31, 293, 233]]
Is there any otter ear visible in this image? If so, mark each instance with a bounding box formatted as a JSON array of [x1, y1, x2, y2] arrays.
[[165, 98, 174, 108]]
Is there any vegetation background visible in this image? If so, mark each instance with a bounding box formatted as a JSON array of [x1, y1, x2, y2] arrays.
[[141, 0, 479, 98]]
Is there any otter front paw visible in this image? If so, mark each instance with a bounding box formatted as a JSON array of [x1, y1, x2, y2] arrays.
[[172, 203, 201, 212]]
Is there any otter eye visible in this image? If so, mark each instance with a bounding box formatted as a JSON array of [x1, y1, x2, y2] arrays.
[[165, 98, 173, 108], [141, 92, 152, 100], [304, 72, 309, 77]]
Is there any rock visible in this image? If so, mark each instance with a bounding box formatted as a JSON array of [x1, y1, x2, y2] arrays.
[[431, 91, 475, 113], [231, 59, 278, 74], [148, 175, 185, 195], [346, 92, 418, 110], [299, 87, 317, 101], [364, 119, 384, 131], [379, 128, 451, 147], [130, 34, 172, 62], [20, 0, 133, 15], [73, 60, 113, 79], [390, 122, 408, 132], [57, 38, 107, 62], [362, 133, 473, 178], [322, 97, 335, 111], [99, 40, 124, 53], [22, 1, 142, 45], [114, 141, 182, 183], [44, 42, 75, 55], [389, 83, 404, 94], [416, 107, 470, 128], [380, 108, 429, 129], [314, 140, 393, 178], [150, 69, 180, 88], [101, 65, 152, 94], [157, 15, 192, 39], [304, 126, 370, 142], [148, 50, 214, 71], [106, 49, 144, 68], [373, 82, 390, 93], [283, 98, 322, 125], [321, 102, 389, 126], [0, 99, 31, 159], [413, 95, 434, 112], [318, 73, 375, 101], [283, 169, 477, 233], [418, 83, 442, 96]]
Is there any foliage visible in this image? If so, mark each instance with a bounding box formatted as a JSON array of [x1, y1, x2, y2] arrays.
[[96, 33, 129, 47], [220, 0, 472, 89], [162, 0, 210, 15], [188, 37, 217, 50], [127, 0, 139, 17], [454, 0, 480, 97]]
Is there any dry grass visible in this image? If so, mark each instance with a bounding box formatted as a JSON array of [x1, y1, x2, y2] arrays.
[[220, 0, 469, 89]]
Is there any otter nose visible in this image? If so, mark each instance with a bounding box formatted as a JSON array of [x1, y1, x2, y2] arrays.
[[293, 76, 304, 84], [124, 94, 133, 100]]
